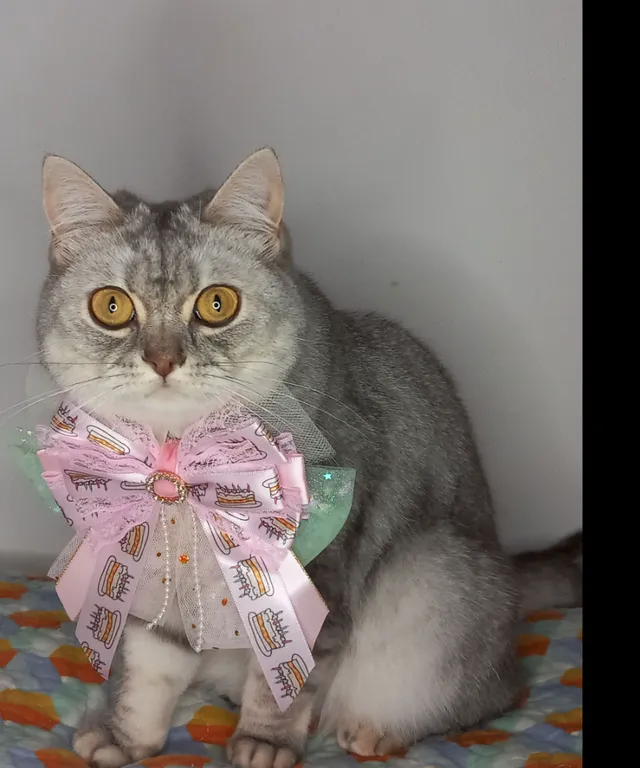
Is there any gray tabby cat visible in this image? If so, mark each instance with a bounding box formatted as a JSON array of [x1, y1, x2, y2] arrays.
[[37, 150, 582, 768]]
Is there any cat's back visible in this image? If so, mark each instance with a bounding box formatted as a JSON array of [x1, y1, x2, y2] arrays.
[[333, 309, 474, 437], [297, 275, 468, 428], [317, 308, 490, 510]]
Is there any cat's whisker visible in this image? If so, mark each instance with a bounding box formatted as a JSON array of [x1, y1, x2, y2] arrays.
[[212, 364, 369, 426], [214, 373, 367, 438], [291, 335, 333, 348], [213, 382, 309, 439], [214, 380, 341, 469], [196, 360, 284, 369], [0, 362, 125, 368], [0, 351, 43, 366], [0, 373, 127, 426], [0, 389, 74, 427], [273, 380, 369, 426], [79, 385, 125, 418], [68, 384, 116, 417], [210, 391, 228, 413], [0, 384, 78, 420], [246, 388, 351, 449], [0, 354, 49, 369], [211, 377, 347, 450]]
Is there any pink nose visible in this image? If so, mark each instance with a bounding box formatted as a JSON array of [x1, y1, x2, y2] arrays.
[[143, 354, 177, 378]]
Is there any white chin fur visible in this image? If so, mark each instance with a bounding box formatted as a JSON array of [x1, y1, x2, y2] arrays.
[[103, 397, 215, 436], [29, 364, 225, 437]]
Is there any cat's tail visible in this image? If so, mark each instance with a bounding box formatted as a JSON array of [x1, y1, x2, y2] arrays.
[[512, 531, 582, 614]]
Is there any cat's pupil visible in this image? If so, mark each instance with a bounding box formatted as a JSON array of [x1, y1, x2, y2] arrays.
[[108, 297, 118, 313], [212, 295, 222, 312]]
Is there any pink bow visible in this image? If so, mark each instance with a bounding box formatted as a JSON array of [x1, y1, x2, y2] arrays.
[[38, 402, 328, 709]]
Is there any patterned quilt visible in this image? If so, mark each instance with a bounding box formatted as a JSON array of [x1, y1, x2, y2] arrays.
[[0, 576, 582, 768]]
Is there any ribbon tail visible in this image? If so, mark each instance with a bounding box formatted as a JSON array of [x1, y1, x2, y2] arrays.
[[55, 537, 96, 621], [72, 509, 159, 678], [278, 552, 328, 648], [197, 513, 328, 711]]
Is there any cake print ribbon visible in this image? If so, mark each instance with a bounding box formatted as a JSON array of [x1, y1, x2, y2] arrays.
[[37, 401, 332, 709]]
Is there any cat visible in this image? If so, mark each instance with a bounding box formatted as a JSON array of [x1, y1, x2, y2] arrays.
[[37, 149, 582, 768]]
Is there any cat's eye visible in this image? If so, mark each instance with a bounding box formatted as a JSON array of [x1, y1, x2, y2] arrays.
[[194, 285, 240, 327], [89, 287, 135, 329]]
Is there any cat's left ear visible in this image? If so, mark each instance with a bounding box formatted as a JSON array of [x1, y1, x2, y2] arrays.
[[203, 148, 285, 254], [42, 155, 123, 264]]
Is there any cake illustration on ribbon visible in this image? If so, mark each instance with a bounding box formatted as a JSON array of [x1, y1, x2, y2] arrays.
[[51, 404, 78, 435], [190, 438, 268, 471], [249, 608, 289, 656], [233, 556, 274, 600], [215, 483, 262, 510], [275, 432, 296, 453], [97, 556, 133, 602], [217, 437, 268, 464], [258, 516, 298, 542], [87, 605, 122, 649], [187, 482, 209, 501], [86, 425, 129, 455], [255, 422, 277, 445], [81, 641, 105, 674], [119, 523, 149, 561], [119, 480, 147, 492], [64, 470, 111, 493], [273, 654, 309, 699], [262, 475, 284, 503], [211, 528, 239, 556]]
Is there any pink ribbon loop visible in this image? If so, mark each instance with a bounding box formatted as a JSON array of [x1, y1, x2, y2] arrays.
[[38, 401, 328, 709]]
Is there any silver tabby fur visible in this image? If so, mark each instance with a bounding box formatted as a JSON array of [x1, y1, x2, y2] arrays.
[[37, 150, 581, 768]]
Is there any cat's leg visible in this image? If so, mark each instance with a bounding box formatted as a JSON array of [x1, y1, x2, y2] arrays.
[[324, 530, 521, 756], [226, 651, 335, 768], [73, 620, 200, 768], [195, 647, 251, 706]]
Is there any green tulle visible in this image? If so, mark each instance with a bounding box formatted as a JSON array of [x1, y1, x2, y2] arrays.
[[9, 428, 355, 565], [10, 428, 61, 513], [294, 466, 356, 564]]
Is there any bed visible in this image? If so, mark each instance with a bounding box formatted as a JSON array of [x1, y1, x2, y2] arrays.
[[0, 575, 582, 768]]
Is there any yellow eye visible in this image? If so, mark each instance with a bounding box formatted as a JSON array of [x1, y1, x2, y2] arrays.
[[194, 285, 240, 327], [89, 287, 135, 328]]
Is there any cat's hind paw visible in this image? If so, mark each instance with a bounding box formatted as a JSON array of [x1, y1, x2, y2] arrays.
[[337, 721, 405, 757]]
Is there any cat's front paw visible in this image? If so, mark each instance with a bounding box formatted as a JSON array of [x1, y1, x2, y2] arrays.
[[73, 726, 161, 767], [227, 735, 300, 768]]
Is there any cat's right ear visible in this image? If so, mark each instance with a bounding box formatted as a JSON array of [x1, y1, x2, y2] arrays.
[[42, 155, 122, 264], [202, 148, 286, 260]]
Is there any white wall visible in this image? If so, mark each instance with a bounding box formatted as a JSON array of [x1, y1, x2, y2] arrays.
[[0, 0, 581, 569]]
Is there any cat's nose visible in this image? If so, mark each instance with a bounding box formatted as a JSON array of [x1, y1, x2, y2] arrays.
[[142, 350, 185, 379]]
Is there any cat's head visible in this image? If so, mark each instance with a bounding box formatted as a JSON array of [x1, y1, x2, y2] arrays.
[[37, 149, 305, 432]]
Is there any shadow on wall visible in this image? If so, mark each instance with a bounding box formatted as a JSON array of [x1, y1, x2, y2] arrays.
[[292, 224, 580, 551]]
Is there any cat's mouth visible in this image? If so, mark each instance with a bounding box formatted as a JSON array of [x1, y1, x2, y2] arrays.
[[139, 377, 214, 405], [143, 380, 179, 397]]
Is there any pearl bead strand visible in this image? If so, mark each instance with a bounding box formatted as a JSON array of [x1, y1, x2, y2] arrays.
[[190, 506, 204, 652], [146, 505, 171, 631]]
